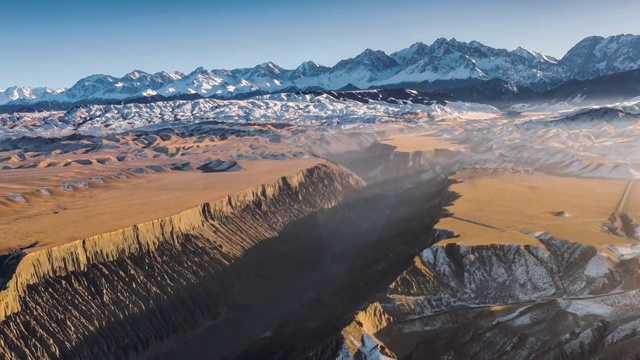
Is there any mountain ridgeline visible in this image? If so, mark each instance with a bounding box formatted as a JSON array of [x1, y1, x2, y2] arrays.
[[3, 34, 640, 111]]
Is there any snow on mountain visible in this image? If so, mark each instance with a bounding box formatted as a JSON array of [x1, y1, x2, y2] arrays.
[[290, 49, 402, 90], [5, 89, 640, 181], [431, 99, 640, 179], [561, 34, 640, 80], [0, 86, 64, 105], [157, 63, 294, 97], [239, 62, 290, 89], [512, 46, 559, 65], [322, 49, 401, 87], [3, 34, 640, 109], [390, 42, 430, 66], [288, 61, 330, 81], [37, 70, 186, 104], [6, 91, 640, 181], [158, 67, 230, 96], [0, 92, 498, 139], [382, 38, 560, 87]]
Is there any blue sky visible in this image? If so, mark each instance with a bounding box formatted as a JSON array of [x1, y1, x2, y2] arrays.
[[1, 0, 638, 88]]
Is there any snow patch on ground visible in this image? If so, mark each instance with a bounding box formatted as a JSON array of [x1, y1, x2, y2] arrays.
[[8, 194, 26, 203], [564, 299, 615, 317], [584, 253, 610, 277], [607, 245, 640, 260]]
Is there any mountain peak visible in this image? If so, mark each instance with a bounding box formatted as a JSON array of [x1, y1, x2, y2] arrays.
[[3, 34, 640, 108], [391, 42, 430, 65], [352, 49, 395, 64], [560, 34, 640, 79], [83, 74, 115, 82], [296, 61, 325, 73], [258, 61, 276, 67], [512, 46, 558, 64], [156, 71, 185, 80], [0, 86, 63, 105], [578, 35, 605, 43], [431, 37, 460, 50], [190, 67, 209, 76], [297, 60, 319, 69], [358, 49, 396, 64], [357, 48, 388, 58], [432, 37, 448, 45], [123, 70, 152, 80], [254, 61, 284, 75], [290, 61, 328, 80]]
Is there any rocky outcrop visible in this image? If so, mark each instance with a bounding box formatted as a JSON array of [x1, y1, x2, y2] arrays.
[[0, 162, 364, 359], [323, 234, 640, 359]]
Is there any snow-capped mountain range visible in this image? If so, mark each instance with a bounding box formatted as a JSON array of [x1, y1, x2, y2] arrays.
[[3, 34, 640, 109], [0, 92, 499, 140]]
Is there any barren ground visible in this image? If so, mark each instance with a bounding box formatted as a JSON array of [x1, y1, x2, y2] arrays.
[[0, 157, 321, 252], [378, 132, 465, 153], [438, 172, 637, 251]]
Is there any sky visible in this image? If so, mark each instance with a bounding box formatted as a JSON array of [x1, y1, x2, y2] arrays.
[[1, 0, 638, 89]]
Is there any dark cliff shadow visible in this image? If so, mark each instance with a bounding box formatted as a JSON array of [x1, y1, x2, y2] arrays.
[[2, 173, 457, 359], [0, 95, 476, 359], [234, 178, 459, 359]]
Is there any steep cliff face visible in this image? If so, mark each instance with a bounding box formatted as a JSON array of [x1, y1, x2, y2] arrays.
[[0, 163, 365, 359], [228, 138, 460, 359], [330, 140, 462, 185], [325, 234, 640, 360], [390, 235, 637, 314]]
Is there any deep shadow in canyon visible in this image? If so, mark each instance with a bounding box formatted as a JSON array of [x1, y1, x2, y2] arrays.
[[233, 179, 457, 359], [0, 142, 458, 360], [151, 171, 457, 359]]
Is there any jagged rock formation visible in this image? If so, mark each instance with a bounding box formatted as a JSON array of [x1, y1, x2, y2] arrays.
[[5, 34, 640, 111], [233, 138, 460, 359], [320, 234, 640, 360], [0, 163, 364, 359]]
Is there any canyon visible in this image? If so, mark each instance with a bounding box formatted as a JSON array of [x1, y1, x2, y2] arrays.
[[2, 92, 640, 359], [0, 115, 458, 358]]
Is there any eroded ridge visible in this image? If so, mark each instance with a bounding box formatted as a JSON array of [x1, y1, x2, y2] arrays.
[[0, 162, 364, 359], [312, 173, 640, 360]]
